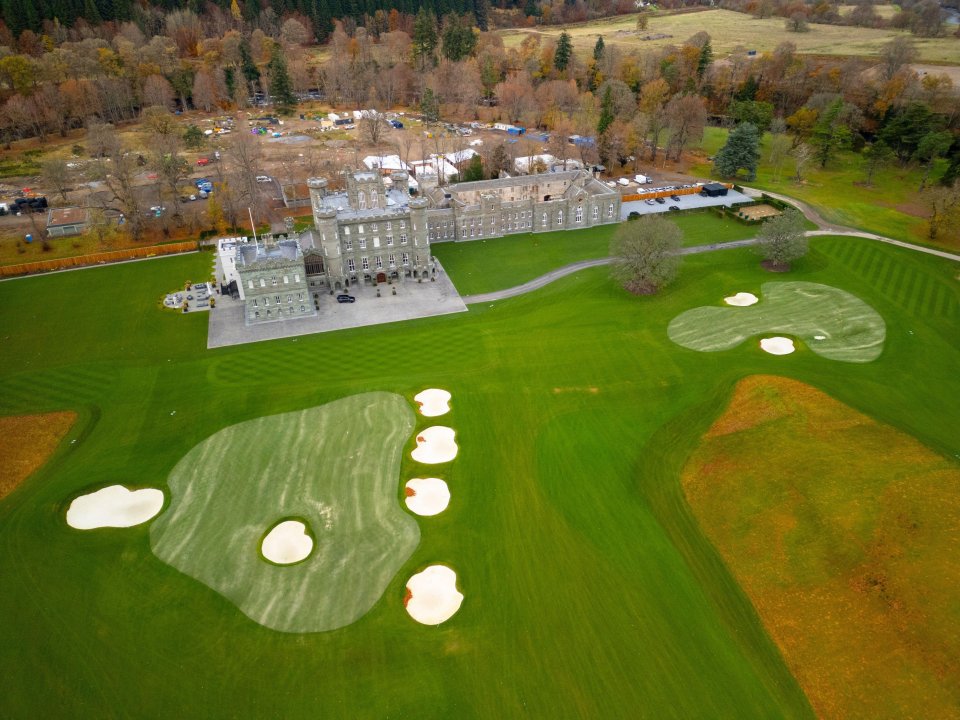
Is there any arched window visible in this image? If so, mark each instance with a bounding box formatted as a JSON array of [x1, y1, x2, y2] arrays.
[[557, 210, 563, 225], [357, 191, 366, 209], [370, 191, 378, 207]]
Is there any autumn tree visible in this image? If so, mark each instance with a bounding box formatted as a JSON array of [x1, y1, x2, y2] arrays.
[[610, 215, 683, 295], [639, 78, 670, 162], [755, 208, 808, 271], [664, 94, 707, 161], [40, 157, 72, 202], [925, 180, 960, 240]]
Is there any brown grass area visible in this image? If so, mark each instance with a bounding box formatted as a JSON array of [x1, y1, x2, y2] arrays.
[[0, 411, 77, 499], [682, 375, 960, 719], [739, 204, 782, 221]]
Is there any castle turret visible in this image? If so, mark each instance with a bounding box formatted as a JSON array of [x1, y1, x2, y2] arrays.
[[408, 198, 434, 278]]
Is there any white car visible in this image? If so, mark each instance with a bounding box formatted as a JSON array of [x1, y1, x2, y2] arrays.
[[617, 178, 631, 186], [255, 175, 272, 183]]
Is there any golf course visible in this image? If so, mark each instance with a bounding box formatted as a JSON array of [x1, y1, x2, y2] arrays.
[[0, 220, 958, 717]]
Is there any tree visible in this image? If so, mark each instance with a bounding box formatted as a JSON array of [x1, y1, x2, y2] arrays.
[[361, 110, 387, 148], [912, 0, 944, 37], [462, 154, 484, 181], [441, 15, 476, 62], [879, 36, 918, 83], [810, 98, 853, 168], [142, 74, 175, 110], [767, 120, 792, 184], [554, 32, 572, 72], [597, 85, 614, 136], [413, 8, 438, 70], [636, 13, 650, 32], [925, 180, 960, 240], [184, 124, 205, 150], [878, 102, 939, 163], [268, 48, 297, 114], [792, 142, 814, 182], [862, 140, 894, 186], [593, 35, 605, 62], [915, 130, 953, 189], [420, 87, 440, 122], [697, 40, 713, 81], [755, 208, 807, 271], [610, 215, 683, 295], [730, 100, 774, 132], [664, 94, 707, 162], [40, 157, 72, 202], [639, 78, 670, 163], [786, 12, 809, 32], [714, 122, 761, 180]]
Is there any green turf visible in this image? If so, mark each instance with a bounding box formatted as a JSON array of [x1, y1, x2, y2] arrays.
[[0, 237, 958, 718], [150, 392, 420, 633], [667, 281, 886, 363], [433, 213, 757, 296], [693, 127, 950, 246]]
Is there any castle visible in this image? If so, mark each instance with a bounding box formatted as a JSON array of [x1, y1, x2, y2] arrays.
[[220, 168, 621, 325]]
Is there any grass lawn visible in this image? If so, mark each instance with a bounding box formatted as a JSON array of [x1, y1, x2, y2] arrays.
[[496, 9, 960, 64], [691, 127, 952, 247], [0, 234, 957, 718], [434, 212, 757, 295]]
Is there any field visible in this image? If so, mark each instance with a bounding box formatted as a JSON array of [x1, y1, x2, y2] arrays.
[[690, 126, 951, 246], [683, 375, 960, 719], [0, 411, 76, 499], [497, 9, 960, 64], [0, 228, 958, 717]]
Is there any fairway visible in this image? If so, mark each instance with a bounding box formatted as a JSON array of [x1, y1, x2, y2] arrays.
[[150, 392, 421, 633], [0, 234, 958, 718], [667, 281, 886, 362]]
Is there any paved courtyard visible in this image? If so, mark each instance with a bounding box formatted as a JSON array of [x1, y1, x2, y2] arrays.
[[620, 189, 754, 219], [207, 262, 466, 348]]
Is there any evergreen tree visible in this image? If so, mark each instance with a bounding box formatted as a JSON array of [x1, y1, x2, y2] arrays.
[[268, 47, 297, 114], [697, 40, 713, 80], [862, 139, 894, 185], [442, 14, 476, 61], [810, 98, 852, 168], [473, 0, 489, 31], [524, 0, 541, 16], [597, 85, 614, 136], [554, 31, 572, 72], [593, 35, 604, 62], [735, 75, 759, 101], [420, 87, 439, 122], [462, 154, 484, 181], [713, 122, 761, 180], [239, 39, 261, 95], [413, 7, 438, 68]]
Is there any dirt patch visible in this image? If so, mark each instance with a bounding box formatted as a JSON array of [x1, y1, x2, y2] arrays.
[[738, 204, 782, 221], [683, 376, 960, 719], [0, 411, 76, 500]]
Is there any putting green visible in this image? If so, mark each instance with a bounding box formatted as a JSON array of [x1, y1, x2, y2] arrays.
[[149, 392, 420, 633], [667, 281, 885, 363]]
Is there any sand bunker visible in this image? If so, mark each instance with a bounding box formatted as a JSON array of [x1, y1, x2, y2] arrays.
[[411, 426, 458, 464], [404, 478, 450, 516], [414, 389, 451, 417], [724, 292, 759, 307], [760, 337, 796, 355], [405, 565, 464, 625], [66, 485, 164, 529], [261, 520, 314, 564]]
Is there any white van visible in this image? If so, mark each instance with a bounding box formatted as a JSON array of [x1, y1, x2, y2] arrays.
[[617, 178, 631, 187], [634, 174, 651, 184]]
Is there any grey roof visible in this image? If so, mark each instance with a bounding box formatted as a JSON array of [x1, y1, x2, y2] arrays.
[[444, 169, 584, 194], [237, 239, 302, 267], [317, 187, 411, 220]]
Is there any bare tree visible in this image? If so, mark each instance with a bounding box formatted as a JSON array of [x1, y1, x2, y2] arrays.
[[142, 74, 176, 111], [879, 36, 918, 83], [224, 128, 265, 222], [143, 106, 190, 221], [40, 157, 73, 202], [360, 110, 387, 149], [87, 122, 146, 240], [792, 142, 814, 183], [610, 215, 683, 295], [925, 181, 960, 241], [192, 68, 226, 112], [664, 94, 707, 161]]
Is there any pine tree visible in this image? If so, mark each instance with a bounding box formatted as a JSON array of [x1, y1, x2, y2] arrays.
[[593, 35, 604, 62], [554, 31, 572, 72], [713, 122, 761, 180], [413, 7, 438, 68], [420, 87, 439, 122], [473, 0, 489, 31], [239, 39, 261, 95], [597, 85, 614, 136], [268, 47, 297, 114], [810, 98, 852, 169], [697, 40, 713, 80]]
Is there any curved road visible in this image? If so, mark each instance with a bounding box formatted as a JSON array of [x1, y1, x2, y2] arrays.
[[463, 198, 960, 305]]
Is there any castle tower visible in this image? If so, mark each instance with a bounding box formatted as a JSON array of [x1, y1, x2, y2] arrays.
[[408, 198, 434, 278]]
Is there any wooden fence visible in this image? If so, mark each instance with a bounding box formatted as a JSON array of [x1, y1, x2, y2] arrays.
[[0, 241, 199, 278], [621, 183, 732, 203]]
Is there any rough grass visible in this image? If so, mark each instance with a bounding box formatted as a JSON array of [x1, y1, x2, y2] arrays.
[[0, 236, 957, 718], [149, 392, 420, 633], [496, 9, 960, 64], [0, 411, 76, 499], [691, 127, 951, 246], [681, 375, 960, 720], [667, 281, 887, 362]]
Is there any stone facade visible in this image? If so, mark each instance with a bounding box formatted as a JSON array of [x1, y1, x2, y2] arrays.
[[235, 240, 316, 325]]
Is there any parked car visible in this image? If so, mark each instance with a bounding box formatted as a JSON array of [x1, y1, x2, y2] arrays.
[[669, 205, 680, 212], [255, 175, 272, 183], [644, 199, 657, 206], [197, 158, 210, 166], [670, 194, 681, 201], [336, 294, 356, 304], [655, 197, 666, 204]]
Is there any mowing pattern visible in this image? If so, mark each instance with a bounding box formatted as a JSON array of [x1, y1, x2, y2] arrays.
[[683, 376, 960, 720], [823, 239, 959, 318], [150, 392, 420, 633], [667, 281, 885, 363]]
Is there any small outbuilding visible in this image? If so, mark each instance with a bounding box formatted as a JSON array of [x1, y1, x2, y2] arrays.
[[702, 182, 729, 197], [46, 207, 89, 237]]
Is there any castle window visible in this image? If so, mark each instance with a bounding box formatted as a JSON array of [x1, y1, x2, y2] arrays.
[[400, 221, 406, 230], [344, 227, 350, 236], [400, 234, 407, 245], [287, 294, 293, 303], [271, 276, 278, 286], [347, 258, 356, 272], [575, 206, 583, 223], [345, 238, 353, 251], [593, 206, 599, 220], [370, 192, 378, 208], [358, 224, 364, 234], [252, 298, 258, 307], [300, 305, 306, 313], [542, 212, 547, 226], [361, 257, 370, 270], [373, 237, 380, 248], [294, 274, 300, 283], [375, 256, 383, 269], [254, 311, 260, 319], [260, 278, 266, 288], [275, 295, 281, 304], [305, 256, 324, 274], [389, 255, 396, 267], [248, 280, 254, 289], [402, 252, 410, 265], [358, 191, 366, 210], [608, 203, 614, 218], [298, 292, 304, 301], [283, 275, 289, 284], [386, 235, 393, 246], [359, 238, 367, 250], [557, 210, 563, 225]]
